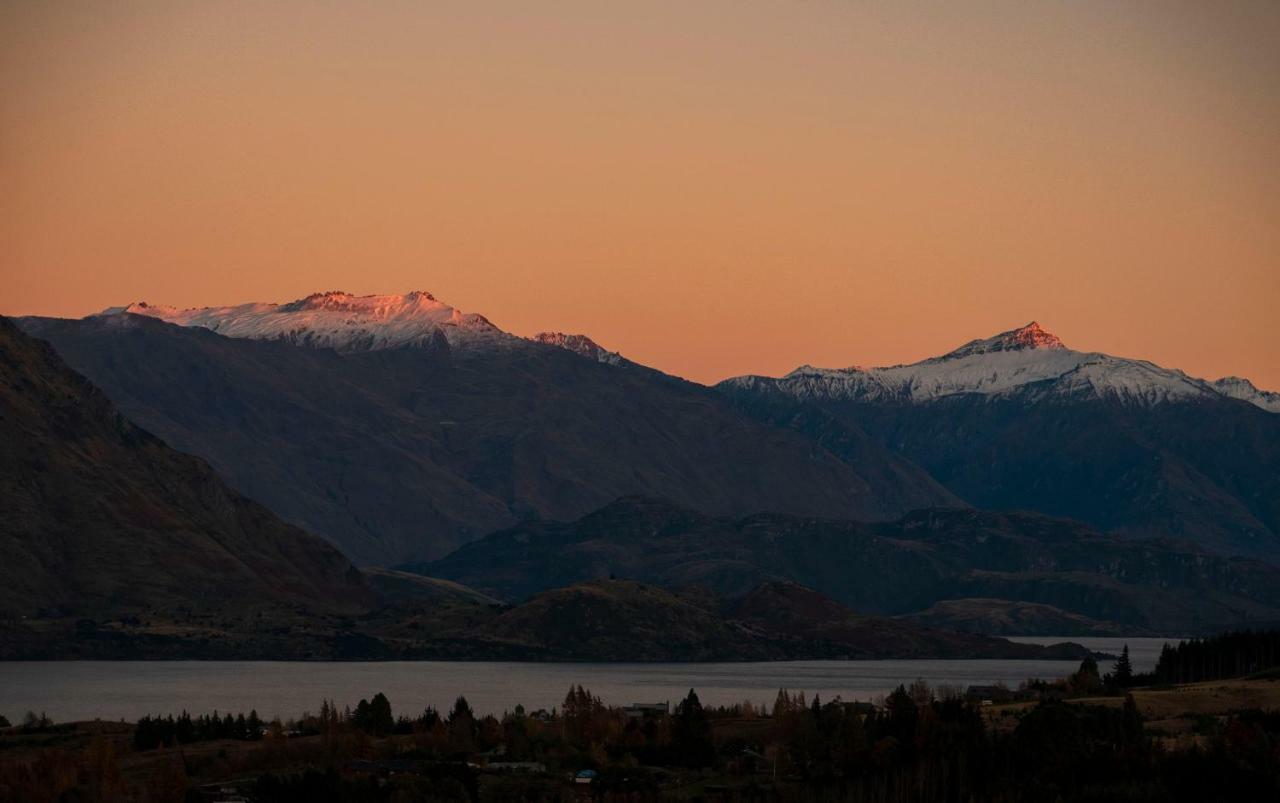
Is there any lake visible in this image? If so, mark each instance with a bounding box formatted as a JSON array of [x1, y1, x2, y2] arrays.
[[0, 637, 1178, 724]]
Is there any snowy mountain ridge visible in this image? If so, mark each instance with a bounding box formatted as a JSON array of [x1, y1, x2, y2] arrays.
[[100, 290, 513, 353], [529, 332, 625, 365], [100, 291, 639, 364], [1212, 376, 1280, 414], [95, 298, 1274, 412], [725, 322, 1276, 412]]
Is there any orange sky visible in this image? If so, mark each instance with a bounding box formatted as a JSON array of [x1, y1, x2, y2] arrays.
[[3, 1, 1278, 387]]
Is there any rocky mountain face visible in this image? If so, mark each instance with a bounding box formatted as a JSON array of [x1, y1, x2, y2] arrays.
[[416, 497, 1280, 636], [719, 323, 1280, 562], [1213, 376, 1280, 413], [528, 332, 625, 365], [20, 304, 955, 565], [0, 316, 373, 631]]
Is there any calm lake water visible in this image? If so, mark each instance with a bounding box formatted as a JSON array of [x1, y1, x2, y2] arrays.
[[0, 637, 1178, 724]]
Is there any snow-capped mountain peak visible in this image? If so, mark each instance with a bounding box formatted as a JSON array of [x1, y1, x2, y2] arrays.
[[729, 322, 1276, 412], [940, 321, 1065, 359], [1212, 376, 1280, 413], [529, 332, 625, 366], [99, 291, 510, 353]]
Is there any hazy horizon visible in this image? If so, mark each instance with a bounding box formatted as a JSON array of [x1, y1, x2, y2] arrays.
[[4, 1, 1277, 387]]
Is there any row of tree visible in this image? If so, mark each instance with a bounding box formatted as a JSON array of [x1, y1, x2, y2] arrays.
[[11, 677, 1280, 802], [133, 710, 264, 750], [1147, 630, 1280, 684]]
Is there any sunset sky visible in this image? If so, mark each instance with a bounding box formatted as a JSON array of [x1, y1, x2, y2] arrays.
[[3, 1, 1277, 387]]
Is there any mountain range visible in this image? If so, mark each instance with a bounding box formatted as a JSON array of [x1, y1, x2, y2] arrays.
[[726, 321, 1272, 409], [415, 496, 1280, 636], [19, 294, 955, 565], [721, 322, 1280, 561], [3, 313, 1099, 660], [9, 289, 1280, 647]]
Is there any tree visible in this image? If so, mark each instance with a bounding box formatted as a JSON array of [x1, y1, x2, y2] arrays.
[[1071, 655, 1102, 694], [884, 685, 919, 752], [353, 699, 371, 731], [1114, 645, 1134, 687], [417, 706, 441, 730], [22, 711, 51, 731], [448, 695, 474, 723], [353, 692, 394, 736], [447, 695, 476, 752], [0, 714, 9, 728], [561, 685, 606, 745], [317, 699, 341, 741], [773, 689, 793, 719], [368, 693, 394, 736], [908, 678, 934, 706], [672, 689, 715, 768]]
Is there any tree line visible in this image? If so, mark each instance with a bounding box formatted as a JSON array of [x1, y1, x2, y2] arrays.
[[1144, 630, 1280, 685], [13, 662, 1280, 802], [245, 680, 1280, 802], [134, 710, 265, 750]]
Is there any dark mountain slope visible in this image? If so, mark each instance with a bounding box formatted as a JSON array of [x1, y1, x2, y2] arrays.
[[374, 579, 1093, 662], [468, 581, 752, 661], [787, 394, 1280, 561], [726, 582, 1092, 658], [0, 316, 372, 621], [417, 497, 1280, 635], [898, 598, 1139, 637], [715, 382, 965, 514], [19, 314, 955, 565]]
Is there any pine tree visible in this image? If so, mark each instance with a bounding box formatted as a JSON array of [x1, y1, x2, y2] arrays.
[[1072, 654, 1102, 693], [354, 698, 371, 732], [448, 695, 476, 752], [672, 689, 714, 768], [772, 689, 792, 719], [1115, 645, 1134, 687], [368, 693, 394, 736]]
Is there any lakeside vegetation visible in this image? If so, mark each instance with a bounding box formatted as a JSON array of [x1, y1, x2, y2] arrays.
[[1142, 631, 1280, 685], [3, 634, 1280, 801]]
